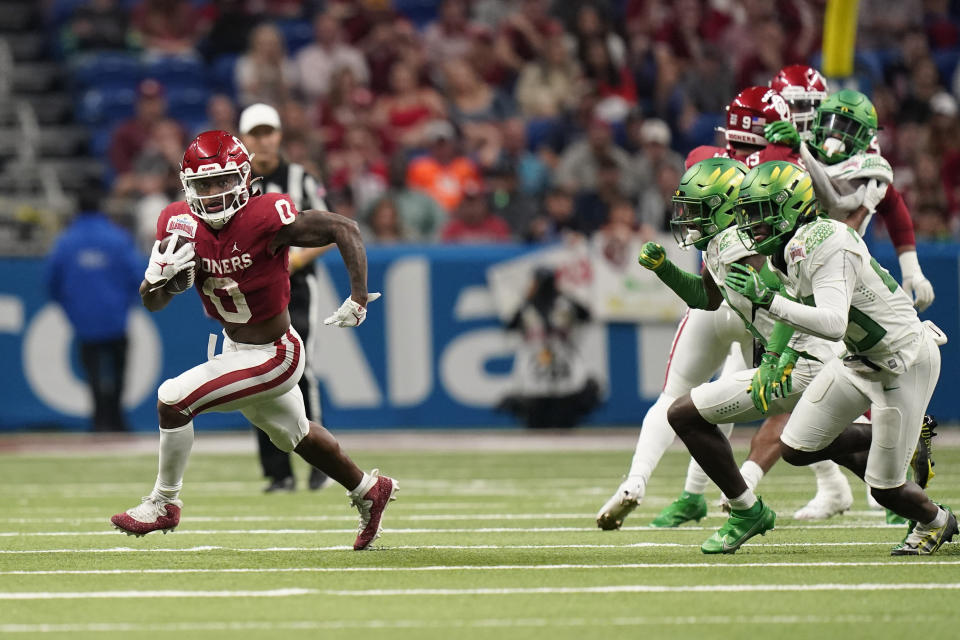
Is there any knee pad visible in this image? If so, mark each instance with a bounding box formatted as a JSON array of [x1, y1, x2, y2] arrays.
[[265, 415, 310, 453], [158, 378, 184, 406]]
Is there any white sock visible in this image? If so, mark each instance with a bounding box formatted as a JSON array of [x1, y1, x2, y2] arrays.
[[809, 460, 845, 491], [151, 422, 194, 502], [739, 460, 764, 492], [683, 458, 710, 495], [923, 507, 948, 529], [349, 472, 374, 498], [727, 488, 758, 512], [626, 394, 678, 485]]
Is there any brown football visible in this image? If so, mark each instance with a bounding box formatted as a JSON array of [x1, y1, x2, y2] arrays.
[[158, 234, 196, 293]]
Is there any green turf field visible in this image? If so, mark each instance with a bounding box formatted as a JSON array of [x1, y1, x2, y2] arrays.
[[1, 434, 959, 639]]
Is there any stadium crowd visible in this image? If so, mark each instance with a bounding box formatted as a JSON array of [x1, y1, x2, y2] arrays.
[[52, 0, 960, 245]]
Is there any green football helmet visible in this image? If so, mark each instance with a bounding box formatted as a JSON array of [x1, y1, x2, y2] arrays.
[[811, 89, 878, 164], [670, 158, 749, 251], [734, 161, 818, 256]]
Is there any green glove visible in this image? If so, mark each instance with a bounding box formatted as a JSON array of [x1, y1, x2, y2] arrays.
[[638, 242, 667, 271], [725, 263, 776, 306], [764, 120, 800, 149], [773, 347, 800, 398], [748, 352, 779, 414]]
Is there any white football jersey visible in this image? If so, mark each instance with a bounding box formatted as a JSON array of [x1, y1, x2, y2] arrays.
[[704, 226, 837, 363], [821, 152, 892, 234], [773, 217, 922, 361]]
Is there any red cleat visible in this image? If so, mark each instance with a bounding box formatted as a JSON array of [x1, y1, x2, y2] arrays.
[[350, 470, 398, 550], [111, 496, 182, 537]]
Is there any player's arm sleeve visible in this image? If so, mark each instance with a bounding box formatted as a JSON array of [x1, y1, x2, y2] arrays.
[[653, 260, 711, 309], [877, 186, 916, 250], [767, 250, 859, 341]]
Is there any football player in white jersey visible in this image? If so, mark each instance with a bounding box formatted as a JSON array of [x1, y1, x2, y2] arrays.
[[724, 161, 955, 555], [596, 158, 852, 533]]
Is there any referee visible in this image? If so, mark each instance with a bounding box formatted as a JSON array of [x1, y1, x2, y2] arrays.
[[239, 103, 331, 492]]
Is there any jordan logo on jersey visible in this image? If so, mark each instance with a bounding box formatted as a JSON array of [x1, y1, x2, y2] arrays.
[[232, 242, 241, 253]]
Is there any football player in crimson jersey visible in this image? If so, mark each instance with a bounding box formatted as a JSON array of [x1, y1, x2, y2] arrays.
[[768, 64, 829, 140], [685, 86, 799, 169], [110, 131, 396, 551]]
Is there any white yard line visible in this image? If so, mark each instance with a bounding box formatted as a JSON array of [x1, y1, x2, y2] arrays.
[[322, 583, 960, 596], [0, 522, 908, 537], [0, 613, 946, 633], [4, 560, 960, 576], [0, 589, 315, 600], [1, 583, 958, 600], [0, 541, 910, 554]]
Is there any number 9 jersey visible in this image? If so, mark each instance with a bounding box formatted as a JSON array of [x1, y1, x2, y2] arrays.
[[155, 192, 298, 325]]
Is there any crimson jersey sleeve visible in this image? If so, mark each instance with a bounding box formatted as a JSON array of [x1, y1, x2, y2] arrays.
[[155, 201, 197, 241], [875, 185, 916, 249], [685, 146, 729, 169]]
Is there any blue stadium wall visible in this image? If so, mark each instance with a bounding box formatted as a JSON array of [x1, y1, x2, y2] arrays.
[[1, 242, 957, 431]]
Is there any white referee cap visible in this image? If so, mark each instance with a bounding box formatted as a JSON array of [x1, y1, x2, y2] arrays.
[[239, 103, 282, 134]]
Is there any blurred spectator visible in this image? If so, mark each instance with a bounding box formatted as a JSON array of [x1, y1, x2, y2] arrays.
[[469, 25, 513, 89], [570, 3, 626, 69], [735, 2, 818, 88], [363, 197, 410, 244], [44, 180, 142, 432], [423, 0, 475, 69], [130, 0, 206, 58], [554, 118, 635, 196], [899, 57, 944, 122], [317, 67, 375, 152], [444, 57, 517, 125], [362, 16, 403, 95], [443, 57, 516, 167], [496, 0, 555, 70], [527, 186, 580, 243], [371, 61, 446, 150], [61, 0, 129, 53], [683, 43, 734, 114], [235, 23, 297, 107], [327, 124, 388, 213], [592, 198, 641, 268], [497, 118, 551, 197], [203, 0, 259, 60], [582, 36, 637, 115], [192, 93, 238, 136], [631, 118, 685, 196], [125, 118, 187, 247], [514, 25, 583, 118], [858, 0, 923, 49], [498, 267, 599, 429], [914, 205, 954, 240], [486, 159, 538, 238], [295, 12, 370, 102], [109, 79, 179, 175], [573, 153, 627, 235], [638, 162, 684, 235], [406, 120, 481, 212], [924, 0, 959, 49], [440, 182, 512, 243], [366, 154, 447, 242]]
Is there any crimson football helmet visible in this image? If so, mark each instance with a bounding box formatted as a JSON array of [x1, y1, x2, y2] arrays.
[[769, 64, 828, 135], [180, 130, 253, 228], [724, 86, 792, 150]]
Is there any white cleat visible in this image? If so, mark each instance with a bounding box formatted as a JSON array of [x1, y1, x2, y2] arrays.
[[793, 483, 854, 520], [596, 481, 643, 530]]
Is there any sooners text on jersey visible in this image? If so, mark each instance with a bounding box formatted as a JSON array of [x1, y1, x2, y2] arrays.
[[156, 192, 297, 325]]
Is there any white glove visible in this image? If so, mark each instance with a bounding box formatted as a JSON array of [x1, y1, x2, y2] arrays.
[[860, 178, 888, 213], [899, 250, 935, 312], [324, 292, 381, 327], [799, 142, 865, 216], [144, 238, 195, 291]]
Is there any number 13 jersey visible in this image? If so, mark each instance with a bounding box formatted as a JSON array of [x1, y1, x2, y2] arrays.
[[155, 192, 298, 325]]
